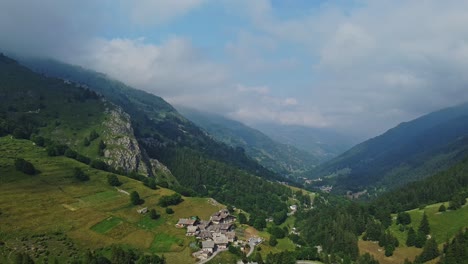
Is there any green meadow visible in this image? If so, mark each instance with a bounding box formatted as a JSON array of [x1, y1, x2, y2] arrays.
[[0, 136, 223, 264]]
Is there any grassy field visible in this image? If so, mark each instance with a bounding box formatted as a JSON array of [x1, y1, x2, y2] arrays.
[[90, 216, 124, 233], [206, 251, 239, 264], [0, 136, 224, 264], [360, 200, 468, 263]]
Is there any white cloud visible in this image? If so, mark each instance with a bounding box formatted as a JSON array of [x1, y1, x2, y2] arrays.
[[73, 37, 227, 98], [2, 0, 468, 138]]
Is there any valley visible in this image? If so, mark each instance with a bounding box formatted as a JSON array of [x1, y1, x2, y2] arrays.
[[0, 52, 466, 264]]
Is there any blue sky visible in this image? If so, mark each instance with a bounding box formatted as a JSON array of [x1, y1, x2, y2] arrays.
[[1, 0, 468, 139]]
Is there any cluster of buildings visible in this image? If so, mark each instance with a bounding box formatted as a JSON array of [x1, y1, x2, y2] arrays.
[[176, 209, 237, 260]]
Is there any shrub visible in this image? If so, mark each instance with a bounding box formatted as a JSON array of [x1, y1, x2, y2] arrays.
[[14, 158, 36, 175], [130, 191, 142, 205], [165, 208, 174, 214], [150, 209, 160, 220], [73, 167, 89, 181], [107, 174, 121, 186], [90, 160, 109, 171]]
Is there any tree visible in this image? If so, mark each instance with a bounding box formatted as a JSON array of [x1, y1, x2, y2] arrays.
[[448, 193, 466, 210], [165, 207, 174, 214], [385, 244, 395, 257], [98, 140, 106, 156], [238, 213, 247, 224], [418, 213, 430, 235], [414, 231, 427, 248], [143, 178, 157, 190], [89, 130, 99, 141], [397, 212, 411, 225], [406, 227, 416, 247], [14, 158, 36, 175], [438, 204, 446, 212], [64, 149, 77, 159], [416, 238, 439, 263], [226, 205, 234, 213], [254, 252, 264, 264], [130, 191, 142, 205], [73, 167, 89, 181], [150, 209, 160, 220], [269, 235, 278, 247], [107, 174, 121, 186], [83, 137, 90, 146], [355, 253, 379, 264], [268, 226, 286, 239]]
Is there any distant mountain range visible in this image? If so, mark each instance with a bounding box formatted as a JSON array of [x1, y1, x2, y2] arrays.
[[252, 123, 357, 161], [308, 102, 468, 192], [178, 108, 321, 177]]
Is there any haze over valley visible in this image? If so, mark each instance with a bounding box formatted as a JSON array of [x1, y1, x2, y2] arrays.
[[0, 1, 467, 264]]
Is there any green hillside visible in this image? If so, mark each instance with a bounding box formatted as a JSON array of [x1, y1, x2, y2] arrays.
[[21, 58, 284, 182], [0, 136, 225, 264], [18, 57, 296, 217], [308, 103, 468, 192], [179, 107, 320, 177], [360, 200, 468, 264]]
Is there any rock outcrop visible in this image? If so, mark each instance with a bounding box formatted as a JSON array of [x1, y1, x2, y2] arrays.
[[102, 106, 148, 175]]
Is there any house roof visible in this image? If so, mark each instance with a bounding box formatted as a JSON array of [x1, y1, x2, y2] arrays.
[[187, 225, 199, 232], [198, 230, 212, 239], [213, 234, 228, 244], [177, 218, 196, 225], [226, 231, 236, 239], [202, 240, 215, 248]]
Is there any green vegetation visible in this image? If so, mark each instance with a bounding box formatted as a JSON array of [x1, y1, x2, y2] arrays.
[[14, 158, 36, 175], [22, 57, 297, 217], [438, 228, 468, 264], [130, 191, 143, 205], [373, 156, 468, 212], [158, 193, 183, 207], [150, 233, 183, 252], [180, 108, 320, 177], [309, 102, 468, 191], [91, 217, 124, 234], [0, 135, 224, 263], [107, 174, 122, 186], [73, 167, 89, 181]]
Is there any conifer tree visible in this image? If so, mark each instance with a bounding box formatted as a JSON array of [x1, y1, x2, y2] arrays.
[[406, 227, 416, 246], [418, 213, 430, 235]]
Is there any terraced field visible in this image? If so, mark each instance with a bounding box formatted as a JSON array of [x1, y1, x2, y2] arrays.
[[0, 136, 224, 263]]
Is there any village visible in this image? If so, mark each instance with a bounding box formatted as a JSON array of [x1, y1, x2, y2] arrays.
[[175, 208, 261, 261]]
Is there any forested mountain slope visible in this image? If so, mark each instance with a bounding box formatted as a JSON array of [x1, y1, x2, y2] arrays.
[[15, 56, 294, 216], [373, 156, 468, 213], [308, 103, 468, 192], [179, 108, 320, 177]]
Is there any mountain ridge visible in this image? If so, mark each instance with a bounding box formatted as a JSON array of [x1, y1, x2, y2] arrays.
[[178, 107, 320, 177], [308, 102, 468, 192]]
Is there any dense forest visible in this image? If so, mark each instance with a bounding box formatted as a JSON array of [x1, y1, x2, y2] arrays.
[[373, 157, 468, 212]]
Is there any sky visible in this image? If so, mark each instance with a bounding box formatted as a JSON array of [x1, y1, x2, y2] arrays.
[[1, 0, 468, 139]]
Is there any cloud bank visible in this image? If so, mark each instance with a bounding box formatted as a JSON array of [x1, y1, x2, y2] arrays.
[[1, 0, 468, 138]]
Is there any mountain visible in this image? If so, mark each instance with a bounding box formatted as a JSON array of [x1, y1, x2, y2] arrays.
[[252, 123, 356, 161], [15, 56, 295, 216], [0, 53, 300, 263], [308, 102, 468, 192], [373, 156, 468, 212], [178, 107, 320, 177]]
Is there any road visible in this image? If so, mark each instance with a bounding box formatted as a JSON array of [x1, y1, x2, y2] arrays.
[[247, 237, 262, 257]]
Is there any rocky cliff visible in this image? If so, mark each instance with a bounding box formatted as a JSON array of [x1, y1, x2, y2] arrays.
[[102, 106, 149, 175]]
